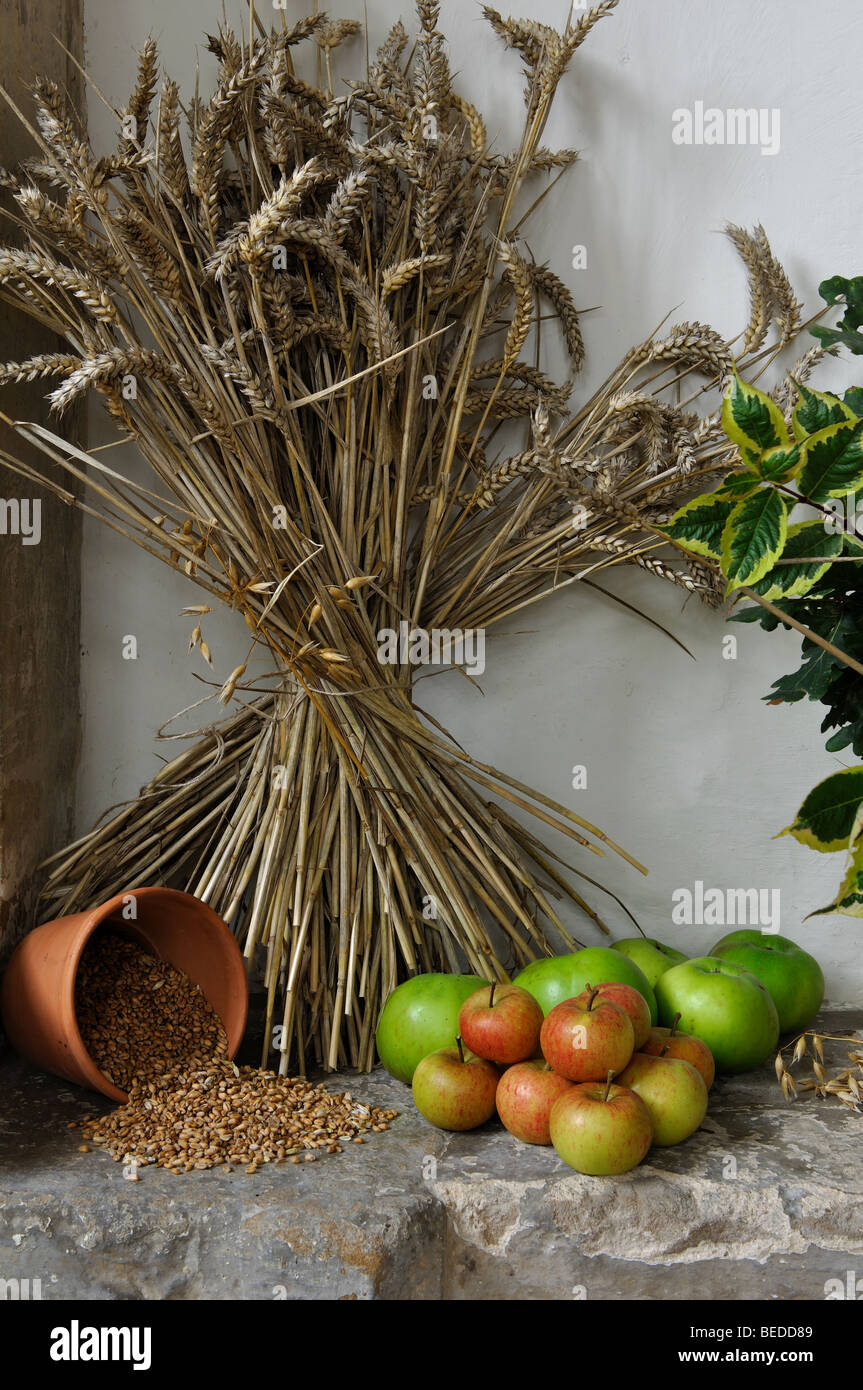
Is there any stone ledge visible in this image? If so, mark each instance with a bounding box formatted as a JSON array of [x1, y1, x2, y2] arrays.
[[1, 1007, 861, 1300]]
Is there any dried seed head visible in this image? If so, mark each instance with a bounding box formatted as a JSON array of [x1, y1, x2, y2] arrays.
[[219, 664, 247, 705]]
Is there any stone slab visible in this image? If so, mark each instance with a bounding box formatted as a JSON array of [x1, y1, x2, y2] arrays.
[[1, 1007, 862, 1300]]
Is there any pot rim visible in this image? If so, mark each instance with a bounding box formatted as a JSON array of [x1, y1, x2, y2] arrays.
[[57, 886, 245, 1104]]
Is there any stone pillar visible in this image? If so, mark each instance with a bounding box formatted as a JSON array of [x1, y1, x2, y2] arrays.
[[0, 0, 84, 960]]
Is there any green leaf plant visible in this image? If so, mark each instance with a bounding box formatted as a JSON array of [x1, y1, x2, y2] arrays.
[[661, 345, 863, 917]]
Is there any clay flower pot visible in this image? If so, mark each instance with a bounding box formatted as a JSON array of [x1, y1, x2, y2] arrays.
[[0, 887, 248, 1102]]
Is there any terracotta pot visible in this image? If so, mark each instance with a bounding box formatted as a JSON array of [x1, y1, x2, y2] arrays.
[[0, 887, 248, 1102]]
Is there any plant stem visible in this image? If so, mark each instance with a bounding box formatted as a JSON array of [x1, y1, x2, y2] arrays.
[[779, 1029, 860, 1053], [602, 1069, 614, 1102], [772, 480, 835, 518], [488, 981, 496, 1008], [457, 1035, 465, 1064], [735, 587, 863, 679]]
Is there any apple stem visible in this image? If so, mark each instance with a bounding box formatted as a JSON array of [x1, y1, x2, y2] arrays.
[[489, 981, 496, 1009], [586, 985, 599, 1012], [660, 1044, 670, 1058], [602, 1069, 614, 1103], [456, 1035, 465, 1064], [671, 1012, 681, 1038]]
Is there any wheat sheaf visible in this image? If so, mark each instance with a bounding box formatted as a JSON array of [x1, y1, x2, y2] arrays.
[[0, 2, 807, 1071]]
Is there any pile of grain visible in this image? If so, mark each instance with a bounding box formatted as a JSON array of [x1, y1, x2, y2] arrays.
[[74, 932, 396, 1174], [75, 933, 228, 1090], [82, 1063, 397, 1174]]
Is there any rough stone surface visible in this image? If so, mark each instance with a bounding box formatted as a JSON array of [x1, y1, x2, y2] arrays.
[[1, 1007, 862, 1300]]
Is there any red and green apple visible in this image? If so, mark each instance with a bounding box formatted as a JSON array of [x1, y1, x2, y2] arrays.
[[549, 1077, 654, 1175], [495, 1059, 574, 1145], [540, 987, 635, 1083], [411, 1038, 499, 1130], [458, 982, 543, 1065], [577, 981, 652, 1050], [642, 1014, 715, 1089], [616, 1052, 708, 1146]]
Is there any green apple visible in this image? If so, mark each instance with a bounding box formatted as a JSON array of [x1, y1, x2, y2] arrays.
[[616, 1053, 708, 1146], [708, 931, 824, 1034], [515, 947, 657, 1023], [375, 973, 488, 1083], [655, 957, 779, 1074], [611, 937, 688, 989]]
